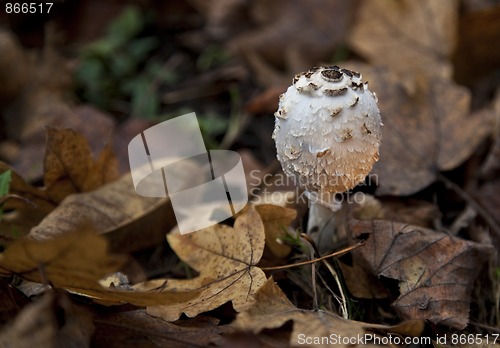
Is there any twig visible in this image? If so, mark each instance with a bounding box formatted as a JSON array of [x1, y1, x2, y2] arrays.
[[260, 241, 364, 271]]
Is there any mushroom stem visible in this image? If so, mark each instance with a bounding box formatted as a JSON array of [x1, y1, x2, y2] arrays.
[[306, 191, 340, 245]]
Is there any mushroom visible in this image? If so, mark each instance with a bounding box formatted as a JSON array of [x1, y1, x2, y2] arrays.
[[272, 65, 382, 236]]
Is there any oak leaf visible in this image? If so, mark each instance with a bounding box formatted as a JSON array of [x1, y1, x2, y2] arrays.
[[349, 218, 493, 329], [142, 206, 267, 321], [234, 278, 423, 348]]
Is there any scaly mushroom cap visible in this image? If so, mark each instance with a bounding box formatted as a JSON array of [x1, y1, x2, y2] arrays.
[[273, 66, 382, 193]]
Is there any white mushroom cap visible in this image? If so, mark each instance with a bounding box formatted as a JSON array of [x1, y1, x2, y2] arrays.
[[273, 66, 382, 194]]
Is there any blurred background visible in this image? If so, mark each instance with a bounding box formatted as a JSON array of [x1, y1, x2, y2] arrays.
[[0, 0, 498, 182]]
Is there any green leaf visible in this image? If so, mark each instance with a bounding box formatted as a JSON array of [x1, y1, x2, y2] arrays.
[[0, 170, 11, 197], [127, 37, 158, 61], [0, 169, 12, 222], [131, 78, 159, 119], [108, 6, 144, 45]]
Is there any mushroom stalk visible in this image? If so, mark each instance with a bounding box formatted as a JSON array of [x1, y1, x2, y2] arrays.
[[273, 66, 382, 242]]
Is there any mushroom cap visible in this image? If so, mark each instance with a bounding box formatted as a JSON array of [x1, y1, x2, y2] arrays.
[[273, 66, 382, 193]]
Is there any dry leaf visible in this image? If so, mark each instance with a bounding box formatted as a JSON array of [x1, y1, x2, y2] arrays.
[[0, 291, 94, 348], [255, 204, 296, 258], [11, 105, 117, 182], [0, 228, 200, 307], [192, 0, 355, 86], [344, 63, 494, 196], [0, 29, 29, 104], [0, 163, 55, 245], [0, 228, 126, 291], [234, 278, 422, 348], [142, 206, 267, 321], [338, 258, 388, 299], [349, 218, 493, 329], [30, 173, 171, 253], [477, 179, 500, 227], [93, 310, 230, 348], [349, 0, 458, 79], [453, 5, 500, 83], [43, 127, 119, 203], [0, 278, 30, 326]]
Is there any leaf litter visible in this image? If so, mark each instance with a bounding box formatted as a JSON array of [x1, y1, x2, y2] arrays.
[[0, 1, 499, 347]]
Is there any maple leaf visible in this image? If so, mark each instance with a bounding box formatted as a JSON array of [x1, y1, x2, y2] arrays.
[[349, 218, 493, 329], [142, 205, 267, 321], [234, 278, 424, 348]]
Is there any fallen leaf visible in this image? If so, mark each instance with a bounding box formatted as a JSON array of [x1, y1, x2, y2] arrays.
[[255, 204, 296, 258], [245, 85, 287, 115], [93, 310, 230, 348], [338, 257, 388, 299], [30, 173, 172, 253], [0, 228, 200, 307], [0, 163, 55, 246], [0, 228, 126, 291], [379, 198, 441, 229], [0, 278, 30, 326], [142, 205, 267, 321], [349, 218, 493, 329], [11, 105, 117, 182], [477, 179, 500, 226], [43, 127, 119, 203], [453, 5, 500, 84], [0, 291, 94, 348], [192, 0, 355, 86], [234, 278, 422, 348], [344, 63, 494, 196], [349, 0, 458, 79], [0, 29, 29, 104]]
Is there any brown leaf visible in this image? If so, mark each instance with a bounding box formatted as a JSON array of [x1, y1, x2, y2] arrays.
[[43, 127, 119, 203], [349, 0, 458, 79], [234, 278, 422, 348], [453, 5, 500, 84], [11, 105, 116, 182], [142, 206, 267, 321], [0, 29, 29, 104], [349, 218, 493, 329], [30, 173, 172, 253], [477, 179, 500, 226], [0, 163, 55, 246], [255, 204, 296, 258], [344, 63, 494, 196], [0, 291, 94, 348], [0, 228, 126, 290], [194, 0, 355, 86], [0, 228, 199, 307], [338, 258, 388, 299], [0, 278, 30, 326], [93, 310, 230, 348]]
